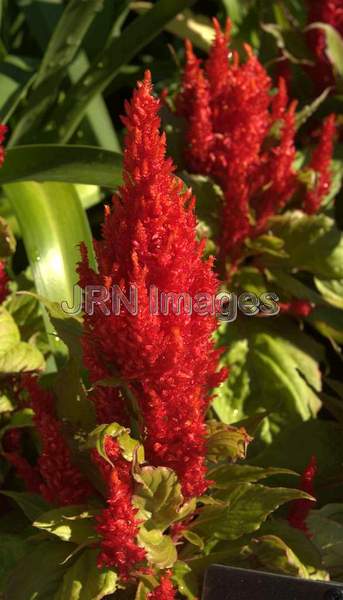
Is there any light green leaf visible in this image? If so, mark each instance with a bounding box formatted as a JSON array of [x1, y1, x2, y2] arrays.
[[33, 505, 99, 544], [268, 212, 343, 279], [207, 464, 297, 489], [87, 422, 144, 466], [54, 548, 117, 600], [309, 23, 343, 79], [138, 527, 177, 569], [250, 534, 309, 578], [0, 308, 45, 373], [212, 339, 250, 424], [193, 484, 313, 542], [0, 145, 122, 188], [0, 217, 16, 258], [133, 466, 189, 531], [308, 504, 343, 579], [315, 278, 343, 309], [206, 420, 252, 463]]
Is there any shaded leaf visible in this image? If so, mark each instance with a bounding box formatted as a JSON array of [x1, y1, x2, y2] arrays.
[[1, 491, 51, 521]]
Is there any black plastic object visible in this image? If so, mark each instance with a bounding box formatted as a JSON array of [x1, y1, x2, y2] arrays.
[[202, 565, 343, 600]]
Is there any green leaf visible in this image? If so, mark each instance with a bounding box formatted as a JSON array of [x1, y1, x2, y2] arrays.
[[192, 484, 313, 542], [0, 55, 36, 123], [54, 548, 118, 600], [87, 423, 144, 466], [0, 308, 45, 373], [212, 339, 250, 424], [0, 145, 122, 188], [315, 278, 343, 309], [11, 0, 106, 144], [0, 534, 29, 592], [309, 23, 343, 79], [206, 420, 252, 463], [1, 491, 51, 522], [296, 88, 331, 130], [253, 420, 343, 505], [137, 526, 177, 569], [207, 464, 297, 489], [0, 216, 16, 258], [307, 504, 343, 579], [268, 212, 343, 279], [33, 505, 99, 545], [250, 534, 309, 578], [3, 539, 75, 600], [54, 357, 96, 432], [49, 0, 196, 143], [172, 560, 198, 600], [133, 466, 192, 531]]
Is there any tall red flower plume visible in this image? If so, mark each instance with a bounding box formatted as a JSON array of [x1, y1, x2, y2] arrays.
[[288, 455, 317, 535], [78, 70, 224, 499], [176, 20, 297, 266], [306, 0, 343, 92], [304, 114, 336, 214], [148, 571, 176, 599], [23, 376, 92, 506]]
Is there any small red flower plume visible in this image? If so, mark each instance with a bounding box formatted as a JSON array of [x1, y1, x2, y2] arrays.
[[304, 114, 336, 214], [175, 20, 297, 266], [148, 571, 176, 599], [23, 376, 92, 506], [79, 70, 224, 499], [288, 455, 317, 535], [92, 437, 146, 578], [0, 124, 7, 167]]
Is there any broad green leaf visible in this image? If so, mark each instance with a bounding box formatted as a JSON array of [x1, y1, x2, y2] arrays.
[[308, 504, 343, 579], [309, 23, 343, 79], [192, 484, 313, 542], [55, 357, 96, 432], [315, 278, 343, 309], [33, 505, 99, 544], [3, 539, 75, 600], [49, 0, 196, 143], [0, 55, 37, 122], [207, 465, 297, 489], [0, 145, 122, 188], [1, 491, 51, 522], [0, 216, 16, 258], [0, 534, 29, 592], [54, 548, 118, 600], [133, 466, 189, 531], [172, 560, 198, 600], [4, 181, 95, 357], [206, 420, 252, 463], [212, 339, 250, 424], [253, 420, 343, 505], [250, 534, 309, 578], [268, 212, 343, 279], [138, 526, 177, 569], [0, 308, 45, 373]]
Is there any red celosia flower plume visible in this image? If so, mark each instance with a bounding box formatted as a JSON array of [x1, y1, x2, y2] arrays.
[[306, 0, 343, 92], [23, 376, 92, 506], [92, 437, 146, 578], [175, 21, 298, 266], [148, 571, 176, 599], [288, 455, 317, 535], [79, 70, 224, 500], [304, 114, 336, 214]]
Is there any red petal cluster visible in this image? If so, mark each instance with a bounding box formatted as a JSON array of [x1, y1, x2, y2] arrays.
[[0, 260, 9, 304], [148, 571, 176, 599], [288, 455, 317, 535], [79, 70, 224, 500], [306, 0, 343, 91], [279, 299, 313, 318], [92, 436, 145, 578], [23, 376, 92, 506], [304, 114, 336, 214], [176, 20, 297, 265]]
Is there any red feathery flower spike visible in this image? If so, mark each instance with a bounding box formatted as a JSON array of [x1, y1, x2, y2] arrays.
[[79, 70, 224, 499], [288, 455, 317, 535], [304, 114, 336, 214], [23, 376, 92, 506], [148, 571, 176, 599]]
